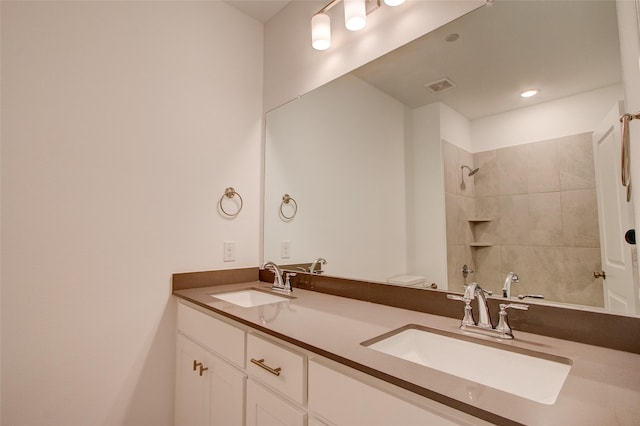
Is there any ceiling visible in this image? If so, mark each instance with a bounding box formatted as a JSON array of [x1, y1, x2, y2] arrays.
[[228, 0, 622, 120], [352, 0, 622, 120], [224, 0, 291, 23]]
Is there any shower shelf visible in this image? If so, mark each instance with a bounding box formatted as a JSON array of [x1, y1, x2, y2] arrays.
[[467, 218, 492, 222], [468, 242, 494, 247]]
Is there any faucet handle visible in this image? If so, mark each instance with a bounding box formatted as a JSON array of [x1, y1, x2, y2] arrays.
[[495, 303, 528, 339], [447, 294, 467, 302], [499, 303, 529, 311], [447, 294, 475, 326]]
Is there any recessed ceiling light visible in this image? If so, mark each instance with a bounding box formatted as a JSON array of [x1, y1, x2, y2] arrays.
[[520, 90, 538, 98], [445, 33, 459, 42]]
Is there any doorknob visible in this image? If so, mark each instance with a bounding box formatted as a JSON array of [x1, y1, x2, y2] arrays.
[[594, 271, 607, 279]]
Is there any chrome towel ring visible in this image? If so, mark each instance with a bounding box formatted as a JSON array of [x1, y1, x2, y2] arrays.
[[280, 194, 298, 220], [219, 187, 243, 217]]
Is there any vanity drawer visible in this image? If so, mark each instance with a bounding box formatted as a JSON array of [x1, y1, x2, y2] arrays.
[[246, 333, 306, 404], [177, 301, 245, 368]]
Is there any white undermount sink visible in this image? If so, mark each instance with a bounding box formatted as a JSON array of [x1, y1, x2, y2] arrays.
[[362, 325, 572, 405], [209, 289, 291, 308]]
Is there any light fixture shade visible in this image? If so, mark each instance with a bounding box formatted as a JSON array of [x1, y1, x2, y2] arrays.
[[383, 0, 405, 5], [311, 13, 331, 50], [344, 0, 366, 31]]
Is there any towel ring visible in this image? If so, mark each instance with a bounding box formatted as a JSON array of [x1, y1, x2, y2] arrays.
[[280, 194, 298, 220], [219, 187, 243, 217]]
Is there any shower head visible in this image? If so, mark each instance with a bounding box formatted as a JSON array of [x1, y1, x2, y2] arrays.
[[461, 165, 480, 177]]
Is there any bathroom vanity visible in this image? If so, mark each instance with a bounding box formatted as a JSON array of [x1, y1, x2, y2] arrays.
[[173, 276, 640, 425]]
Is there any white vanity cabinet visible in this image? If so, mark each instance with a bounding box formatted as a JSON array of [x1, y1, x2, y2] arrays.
[[176, 301, 247, 426], [245, 334, 307, 426], [308, 360, 486, 426], [175, 299, 484, 426]]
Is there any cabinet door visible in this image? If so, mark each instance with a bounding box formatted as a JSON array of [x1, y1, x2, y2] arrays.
[[208, 350, 246, 426], [176, 333, 246, 426], [309, 361, 475, 426], [246, 379, 306, 426], [176, 334, 210, 426]]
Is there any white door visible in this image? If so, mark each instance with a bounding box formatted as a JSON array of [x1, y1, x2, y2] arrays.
[[593, 101, 639, 314]]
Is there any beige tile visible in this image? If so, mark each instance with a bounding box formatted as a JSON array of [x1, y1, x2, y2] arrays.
[[497, 145, 528, 195], [447, 245, 474, 292], [529, 192, 563, 246], [473, 246, 502, 294], [473, 150, 498, 197], [458, 147, 475, 198], [561, 189, 601, 247], [525, 247, 566, 302], [500, 245, 533, 294], [526, 139, 560, 193], [445, 193, 472, 245], [558, 133, 596, 191], [498, 195, 529, 245], [562, 247, 604, 307]]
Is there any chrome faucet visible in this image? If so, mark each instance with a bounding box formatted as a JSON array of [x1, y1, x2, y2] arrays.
[[448, 282, 528, 340], [463, 283, 492, 329], [502, 272, 519, 298], [309, 257, 327, 274], [261, 261, 291, 293]]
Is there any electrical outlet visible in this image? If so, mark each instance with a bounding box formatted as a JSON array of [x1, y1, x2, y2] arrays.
[[280, 240, 291, 259], [224, 241, 236, 262]]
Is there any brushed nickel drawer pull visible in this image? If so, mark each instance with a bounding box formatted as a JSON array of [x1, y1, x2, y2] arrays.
[[250, 358, 281, 376]]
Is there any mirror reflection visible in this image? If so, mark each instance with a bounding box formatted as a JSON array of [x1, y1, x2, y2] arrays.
[[264, 0, 639, 315]]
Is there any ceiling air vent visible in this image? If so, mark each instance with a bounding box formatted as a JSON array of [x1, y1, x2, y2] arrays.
[[424, 77, 456, 94]]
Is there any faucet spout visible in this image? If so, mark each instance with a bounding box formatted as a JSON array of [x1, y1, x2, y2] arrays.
[[262, 261, 286, 291], [464, 283, 492, 329], [309, 257, 327, 274], [502, 272, 520, 298]]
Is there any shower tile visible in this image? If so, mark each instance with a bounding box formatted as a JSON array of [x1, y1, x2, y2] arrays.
[[558, 133, 596, 191], [562, 247, 604, 307], [527, 139, 560, 193], [474, 150, 498, 197], [473, 245, 502, 294], [498, 195, 529, 245], [447, 245, 473, 293], [497, 145, 528, 195], [457, 147, 474, 198], [526, 247, 566, 302], [445, 193, 470, 245], [500, 245, 533, 293], [561, 189, 600, 247], [529, 192, 563, 246]]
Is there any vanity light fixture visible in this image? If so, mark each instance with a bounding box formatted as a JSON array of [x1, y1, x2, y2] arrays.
[[520, 89, 539, 98], [344, 0, 367, 31], [311, 0, 404, 50]]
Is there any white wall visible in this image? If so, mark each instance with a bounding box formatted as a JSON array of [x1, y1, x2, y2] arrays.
[[264, 75, 407, 282], [263, 0, 484, 112], [471, 84, 624, 152], [411, 103, 448, 287], [1, 2, 262, 425]]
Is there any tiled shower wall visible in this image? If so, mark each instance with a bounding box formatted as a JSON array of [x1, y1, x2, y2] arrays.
[[443, 133, 604, 307]]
